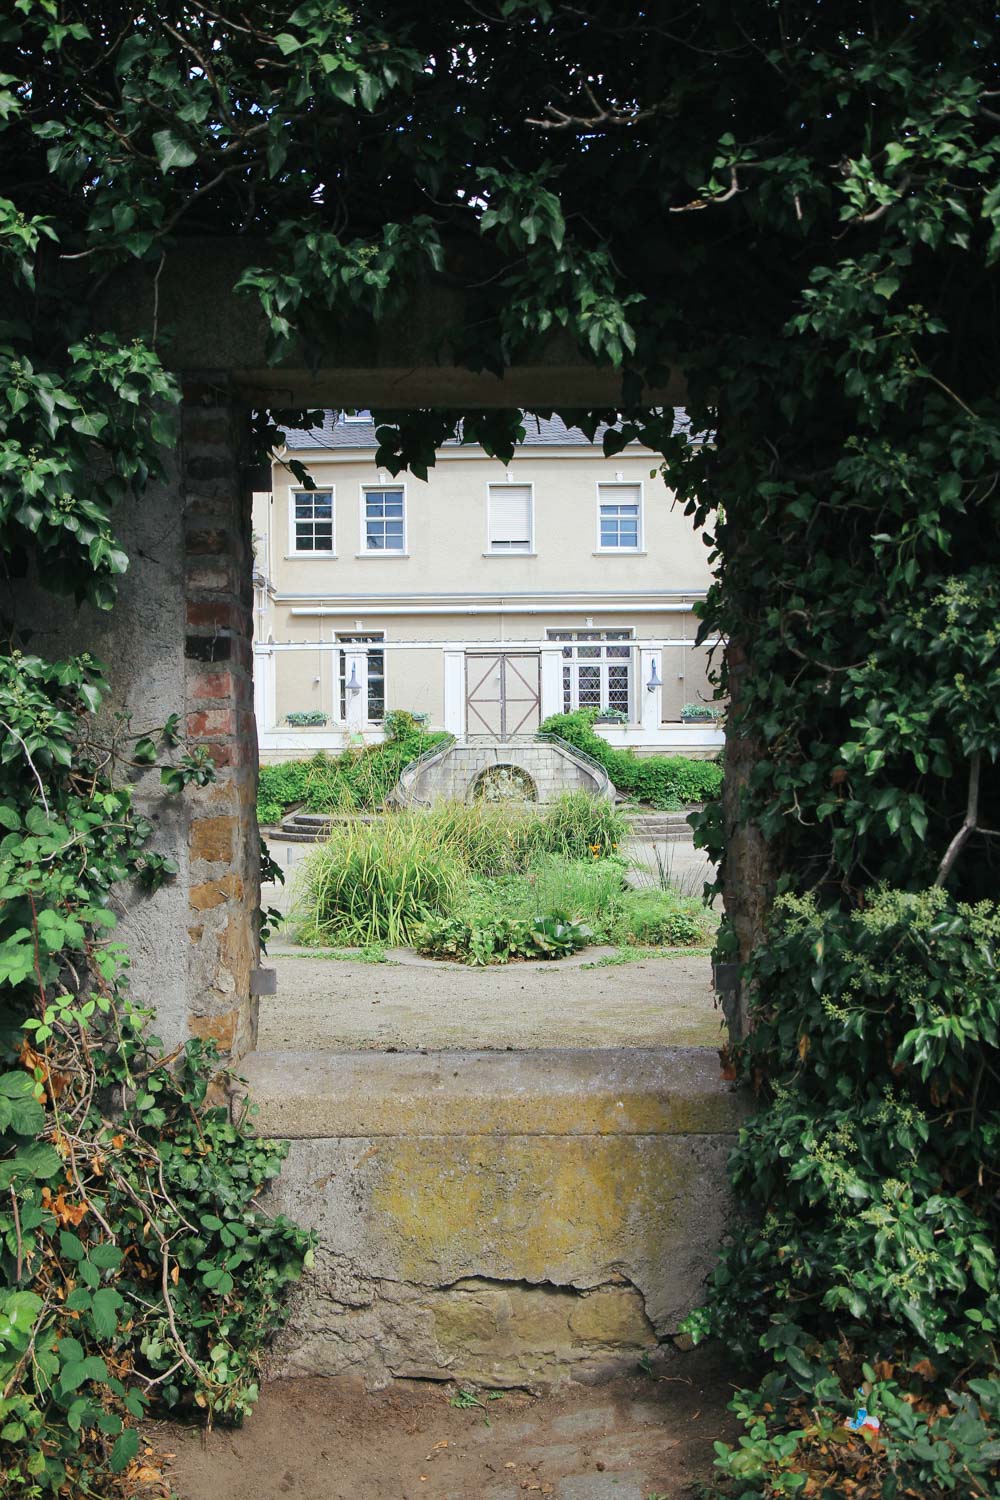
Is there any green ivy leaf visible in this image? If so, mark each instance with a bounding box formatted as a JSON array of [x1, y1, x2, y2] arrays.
[[152, 129, 197, 172]]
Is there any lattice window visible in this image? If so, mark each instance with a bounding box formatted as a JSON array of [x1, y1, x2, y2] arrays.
[[550, 630, 634, 718], [337, 634, 385, 722]]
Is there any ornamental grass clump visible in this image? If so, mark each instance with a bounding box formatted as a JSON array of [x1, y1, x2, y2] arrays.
[[297, 815, 467, 946]]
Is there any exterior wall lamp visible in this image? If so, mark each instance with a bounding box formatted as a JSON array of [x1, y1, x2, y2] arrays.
[[646, 659, 662, 693], [347, 662, 362, 695]]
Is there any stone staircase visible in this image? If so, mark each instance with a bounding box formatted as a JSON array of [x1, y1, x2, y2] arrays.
[[625, 810, 698, 843], [271, 810, 378, 843]]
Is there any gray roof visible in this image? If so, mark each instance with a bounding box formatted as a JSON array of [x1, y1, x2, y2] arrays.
[[279, 410, 693, 452]]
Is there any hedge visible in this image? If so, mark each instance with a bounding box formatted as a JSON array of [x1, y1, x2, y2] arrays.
[[539, 709, 723, 808]]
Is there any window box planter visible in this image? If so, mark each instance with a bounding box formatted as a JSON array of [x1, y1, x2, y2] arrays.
[[285, 711, 329, 727], [594, 709, 629, 725], [680, 703, 724, 724]]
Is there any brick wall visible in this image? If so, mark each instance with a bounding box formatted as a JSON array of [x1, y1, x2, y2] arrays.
[[181, 384, 260, 1059]]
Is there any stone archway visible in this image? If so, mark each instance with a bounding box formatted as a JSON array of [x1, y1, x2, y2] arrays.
[[35, 265, 747, 1384]]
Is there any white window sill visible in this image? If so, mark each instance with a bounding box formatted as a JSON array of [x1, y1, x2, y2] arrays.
[[593, 549, 647, 556], [354, 551, 410, 559], [285, 553, 337, 560], [483, 550, 537, 557]]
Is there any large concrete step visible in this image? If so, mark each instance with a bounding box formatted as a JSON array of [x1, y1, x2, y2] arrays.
[[233, 1047, 747, 1389]]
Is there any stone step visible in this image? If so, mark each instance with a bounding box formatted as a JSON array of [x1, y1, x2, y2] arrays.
[[232, 1047, 747, 1388]]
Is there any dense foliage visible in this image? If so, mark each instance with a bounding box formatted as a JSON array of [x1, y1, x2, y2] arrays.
[[298, 797, 709, 960], [296, 793, 632, 950], [413, 848, 713, 963], [3, 0, 1000, 1493], [541, 709, 723, 808], [0, 656, 313, 1493], [256, 722, 449, 825]]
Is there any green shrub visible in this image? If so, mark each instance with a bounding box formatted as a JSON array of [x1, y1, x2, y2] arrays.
[[540, 709, 723, 808], [613, 888, 711, 946], [257, 758, 311, 824], [256, 731, 449, 824], [415, 906, 537, 965], [296, 801, 712, 957], [415, 903, 592, 965], [686, 887, 1000, 1497], [534, 789, 626, 857]]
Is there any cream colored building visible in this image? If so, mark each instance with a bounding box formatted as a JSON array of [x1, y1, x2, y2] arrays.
[[253, 414, 721, 762]]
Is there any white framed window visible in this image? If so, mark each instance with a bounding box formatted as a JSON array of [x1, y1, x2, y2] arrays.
[[487, 483, 533, 553], [549, 630, 634, 719], [290, 488, 335, 554], [361, 485, 406, 553], [342, 409, 372, 423], [337, 634, 385, 723], [596, 482, 642, 551]]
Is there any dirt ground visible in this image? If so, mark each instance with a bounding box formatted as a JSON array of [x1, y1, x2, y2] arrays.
[[158, 1347, 738, 1500], [258, 948, 723, 1051]]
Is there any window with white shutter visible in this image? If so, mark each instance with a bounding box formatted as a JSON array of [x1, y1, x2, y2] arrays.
[[597, 482, 642, 550], [487, 484, 533, 553]]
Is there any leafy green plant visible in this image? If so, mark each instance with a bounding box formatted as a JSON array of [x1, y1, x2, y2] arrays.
[[450, 1386, 505, 1424], [256, 731, 449, 824], [613, 889, 709, 946], [530, 913, 593, 957], [5, 3, 1000, 1493], [540, 711, 723, 809]]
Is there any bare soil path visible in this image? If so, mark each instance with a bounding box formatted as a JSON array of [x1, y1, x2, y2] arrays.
[[258, 948, 723, 1051], [159, 1348, 737, 1500]]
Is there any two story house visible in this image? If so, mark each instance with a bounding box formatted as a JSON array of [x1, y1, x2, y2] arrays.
[[252, 413, 721, 762]]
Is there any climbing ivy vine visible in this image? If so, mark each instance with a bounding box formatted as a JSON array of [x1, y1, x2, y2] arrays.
[[2, 1, 1000, 1495]]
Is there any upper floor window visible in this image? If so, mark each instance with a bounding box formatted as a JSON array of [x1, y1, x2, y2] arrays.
[[291, 489, 334, 553], [597, 482, 642, 550], [342, 409, 372, 423], [487, 483, 533, 553], [362, 486, 406, 552]]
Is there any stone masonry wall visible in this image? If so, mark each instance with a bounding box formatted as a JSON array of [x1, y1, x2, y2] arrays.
[[406, 742, 612, 805], [181, 384, 261, 1059]]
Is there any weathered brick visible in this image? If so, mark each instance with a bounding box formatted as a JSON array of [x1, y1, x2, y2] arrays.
[[186, 456, 234, 484], [182, 416, 232, 446], [187, 707, 236, 739], [186, 598, 240, 627], [181, 380, 229, 405], [190, 815, 235, 862], [189, 1007, 241, 1051], [189, 873, 245, 911], [185, 527, 233, 555], [189, 669, 236, 701], [186, 561, 236, 592]]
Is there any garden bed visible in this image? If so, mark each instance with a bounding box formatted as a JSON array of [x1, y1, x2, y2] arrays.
[[290, 794, 717, 964]]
